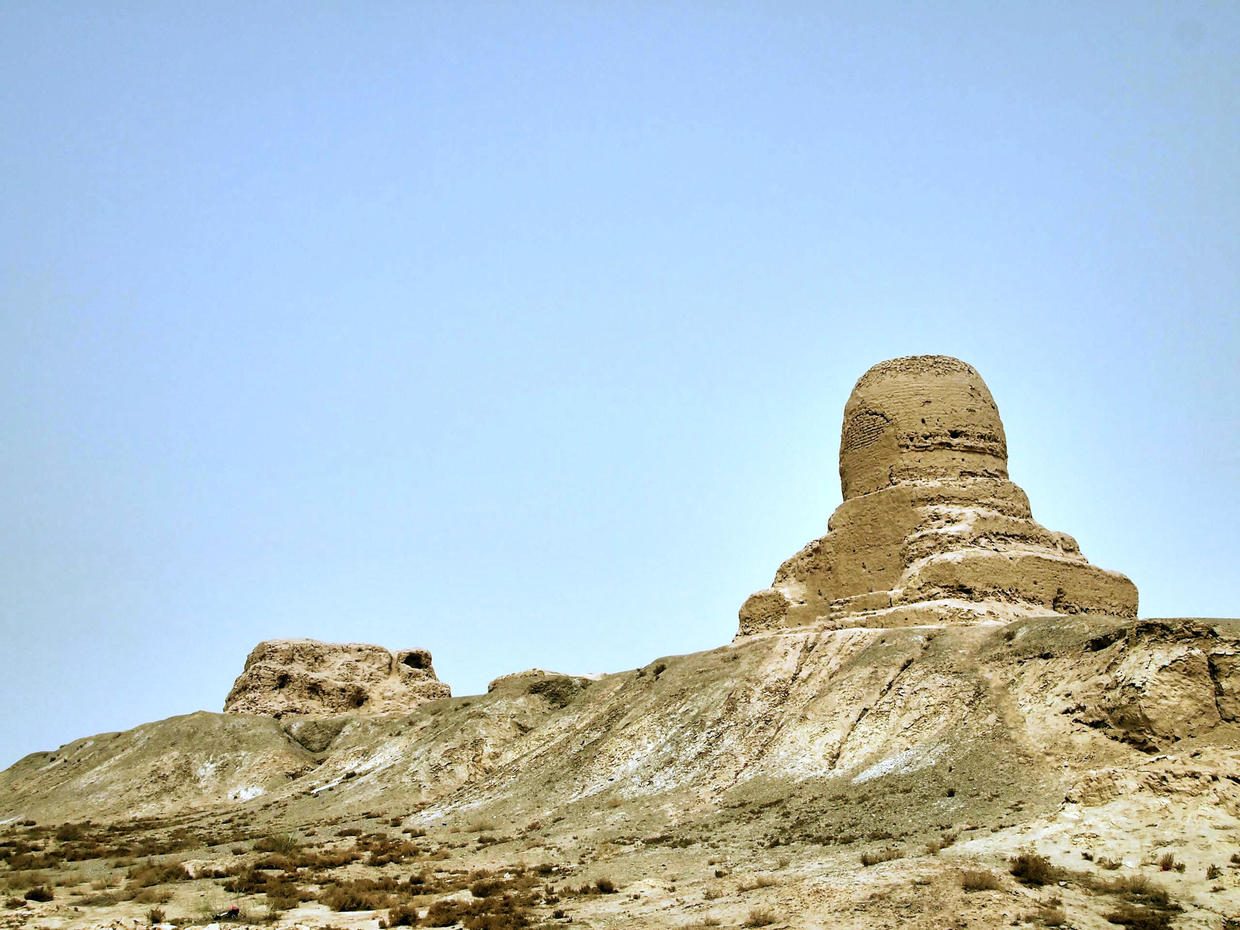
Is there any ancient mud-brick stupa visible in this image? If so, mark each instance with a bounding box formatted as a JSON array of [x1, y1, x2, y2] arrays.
[[738, 355, 1138, 635]]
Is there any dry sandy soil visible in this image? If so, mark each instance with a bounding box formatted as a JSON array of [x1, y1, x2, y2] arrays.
[[3, 615, 1240, 929]]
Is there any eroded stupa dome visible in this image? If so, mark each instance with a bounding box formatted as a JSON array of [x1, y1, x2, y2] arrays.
[[738, 354, 1138, 636], [840, 355, 1008, 499]]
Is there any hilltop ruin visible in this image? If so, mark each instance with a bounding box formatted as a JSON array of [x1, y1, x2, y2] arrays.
[[223, 639, 450, 717], [739, 355, 1138, 635]]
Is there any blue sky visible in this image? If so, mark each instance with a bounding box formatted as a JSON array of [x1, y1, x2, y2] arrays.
[[1, 2, 1236, 769]]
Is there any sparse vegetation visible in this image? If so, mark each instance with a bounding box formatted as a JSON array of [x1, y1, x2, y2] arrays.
[[253, 832, 300, 855], [743, 908, 777, 927], [1103, 902, 1176, 930], [382, 902, 420, 927], [960, 869, 1003, 892], [860, 847, 902, 867], [1009, 850, 1061, 886], [737, 874, 778, 891]]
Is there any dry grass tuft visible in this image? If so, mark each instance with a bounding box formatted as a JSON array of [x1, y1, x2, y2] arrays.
[[860, 847, 902, 867], [960, 869, 1003, 892], [743, 907, 777, 927]]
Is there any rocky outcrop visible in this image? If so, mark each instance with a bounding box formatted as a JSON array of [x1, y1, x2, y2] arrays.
[[223, 639, 450, 717], [8, 615, 1236, 824], [739, 355, 1138, 635]]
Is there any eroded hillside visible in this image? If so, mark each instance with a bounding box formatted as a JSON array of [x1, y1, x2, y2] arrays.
[[3, 616, 1239, 928]]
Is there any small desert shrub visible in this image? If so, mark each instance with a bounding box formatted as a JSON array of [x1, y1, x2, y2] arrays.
[[80, 892, 120, 906], [737, 875, 777, 891], [320, 883, 391, 912], [595, 877, 617, 894], [743, 908, 777, 927], [23, 886, 53, 902], [1037, 905, 1068, 926], [960, 869, 1003, 892], [1206, 863, 1221, 880], [1103, 902, 1175, 930], [54, 823, 86, 842], [383, 902, 420, 927], [222, 867, 266, 894], [1157, 852, 1178, 872], [469, 877, 506, 898], [254, 833, 300, 855], [1102, 875, 1171, 908], [860, 847, 902, 867], [1009, 850, 1061, 886], [132, 888, 173, 905], [147, 907, 166, 924], [367, 840, 421, 866], [127, 860, 191, 887]]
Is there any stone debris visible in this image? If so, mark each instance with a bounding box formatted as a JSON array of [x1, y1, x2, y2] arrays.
[[739, 355, 1138, 635], [223, 639, 450, 716]]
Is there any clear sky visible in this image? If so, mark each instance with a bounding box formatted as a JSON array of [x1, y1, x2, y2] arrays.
[[1, 2, 1236, 769]]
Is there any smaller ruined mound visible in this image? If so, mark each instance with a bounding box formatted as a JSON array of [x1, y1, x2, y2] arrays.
[[487, 668, 576, 691], [224, 639, 450, 717]]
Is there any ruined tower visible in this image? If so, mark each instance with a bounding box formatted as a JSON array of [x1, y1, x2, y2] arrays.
[[738, 355, 1137, 635]]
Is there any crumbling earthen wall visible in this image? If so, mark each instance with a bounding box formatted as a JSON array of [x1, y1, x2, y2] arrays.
[[223, 639, 450, 717]]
